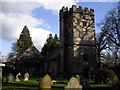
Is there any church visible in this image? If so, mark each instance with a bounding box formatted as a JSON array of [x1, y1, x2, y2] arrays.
[[44, 5, 97, 78], [15, 5, 97, 78]]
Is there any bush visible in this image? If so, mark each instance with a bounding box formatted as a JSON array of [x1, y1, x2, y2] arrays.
[[95, 68, 115, 84]]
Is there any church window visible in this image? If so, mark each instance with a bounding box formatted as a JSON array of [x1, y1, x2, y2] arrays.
[[82, 53, 89, 62]]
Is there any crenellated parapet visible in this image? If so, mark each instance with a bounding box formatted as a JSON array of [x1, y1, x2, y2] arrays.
[[60, 5, 94, 19]]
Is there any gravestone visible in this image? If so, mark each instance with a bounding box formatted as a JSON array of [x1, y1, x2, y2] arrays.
[[112, 74, 120, 90], [15, 72, 21, 82], [76, 75, 80, 82], [0, 68, 2, 82], [65, 77, 82, 89], [24, 72, 29, 81], [7, 73, 14, 83], [39, 74, 52, 89]]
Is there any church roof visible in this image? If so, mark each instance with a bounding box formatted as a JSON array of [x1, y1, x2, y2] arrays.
[[18, 45, 43, 60]]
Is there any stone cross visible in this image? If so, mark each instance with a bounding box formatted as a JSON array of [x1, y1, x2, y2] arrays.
[[15, 72, 21, 82], [65, 77, 82, 89], [39, 74, 52, 89], [7, 73, 14, 83], [24, 72, 29, 81]]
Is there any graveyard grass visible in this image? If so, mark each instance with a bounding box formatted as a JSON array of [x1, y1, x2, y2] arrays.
[[2, 77, 112, 89], [2, 78, 39, 89]]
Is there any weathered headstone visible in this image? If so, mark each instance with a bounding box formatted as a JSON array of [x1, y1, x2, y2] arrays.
[[39, 74, 52, 89], [112, 74, 120, 90], [76, 75, 80, 82], [65, 77, 82, 89], [24, 72, 29, 81], [15, 72, 21, 82], [7, 73, 14, 83]]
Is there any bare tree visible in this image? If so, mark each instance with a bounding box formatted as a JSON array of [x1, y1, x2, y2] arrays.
[[97, 2, 120, 63]]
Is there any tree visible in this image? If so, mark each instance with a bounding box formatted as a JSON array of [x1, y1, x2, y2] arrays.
[[97, 2, 120, 63], [41, 34, 59, 56], [7, 52, 16, 63], [16, 25, 33, 57], [9, 25, 33, 59], [53, 34, 59, 48]]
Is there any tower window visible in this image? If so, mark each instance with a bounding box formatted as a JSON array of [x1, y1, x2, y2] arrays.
[[83, 21, 87, 26], [82, 53, 89, 62]]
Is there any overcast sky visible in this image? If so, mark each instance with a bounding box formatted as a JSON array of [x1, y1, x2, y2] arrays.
[[0, 0, 119, 58]]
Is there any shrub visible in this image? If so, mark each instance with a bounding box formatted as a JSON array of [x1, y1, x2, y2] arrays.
[[95, 68, 115, 84]]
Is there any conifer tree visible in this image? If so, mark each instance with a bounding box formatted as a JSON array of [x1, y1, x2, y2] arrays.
[[41, 34, 59, 56], [16, 25, 33, 57]]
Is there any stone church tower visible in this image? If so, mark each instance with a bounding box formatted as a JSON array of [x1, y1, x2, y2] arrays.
[[60, 5, 97, 78]]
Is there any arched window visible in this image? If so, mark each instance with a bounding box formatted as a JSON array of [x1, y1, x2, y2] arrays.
[[82, 53, 89, 62]]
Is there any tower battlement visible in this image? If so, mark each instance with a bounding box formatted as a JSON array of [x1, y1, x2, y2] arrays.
[[60, 5, 94, 18]]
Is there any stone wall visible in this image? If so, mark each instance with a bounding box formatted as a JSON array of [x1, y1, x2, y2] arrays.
[[60, 5, 97, 77]]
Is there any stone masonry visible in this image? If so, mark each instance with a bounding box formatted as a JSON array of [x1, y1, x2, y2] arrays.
[[59, 5, 97, 78]]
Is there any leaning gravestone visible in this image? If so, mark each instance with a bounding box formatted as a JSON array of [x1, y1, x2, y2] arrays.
[[65, 77, 82, 90], [24, 73, 29, 81], [39, 74, 52, 89], [15, 72, 21, 82], [7, 73, 14, 83]]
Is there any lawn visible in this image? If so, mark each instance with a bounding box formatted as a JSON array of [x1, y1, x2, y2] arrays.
[[2, 78, 39, 90], [2, 78, 112, 90], [90, 84, 112, 88]]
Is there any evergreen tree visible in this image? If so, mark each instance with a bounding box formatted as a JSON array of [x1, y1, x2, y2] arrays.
[[53, 34, 59, 47], [16, 25, 33, 57], [41, 34, 59, 56]]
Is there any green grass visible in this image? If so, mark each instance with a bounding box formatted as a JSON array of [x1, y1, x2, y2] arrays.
[[2, 85, 39, 90], [52, 84, 66, 87], [90, 84, 112, 88], [89, 80, 95, 83], [2, 77, 113, 89], [12, 78, 39, 85], [2, 78, 39, 90], [54, 77, 68, 83]]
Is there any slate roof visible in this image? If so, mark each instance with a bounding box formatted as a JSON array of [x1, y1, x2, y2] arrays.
[[18, 45, 43, 61]]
